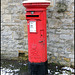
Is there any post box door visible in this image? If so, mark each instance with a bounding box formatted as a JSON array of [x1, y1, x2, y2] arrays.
[[28, 19, 46, 63]]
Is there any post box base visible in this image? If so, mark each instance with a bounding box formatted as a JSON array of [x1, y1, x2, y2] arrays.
[[28, 60, 48, 75]]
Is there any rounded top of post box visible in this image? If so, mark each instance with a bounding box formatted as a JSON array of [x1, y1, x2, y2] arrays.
[[23, 0, 50, 3], [23, 0, 50, 9]]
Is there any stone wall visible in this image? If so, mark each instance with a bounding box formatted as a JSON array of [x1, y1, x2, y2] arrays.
[[47, 0, 74, 66], [1, 0, 27, 59], [1, 0, 74, 66]]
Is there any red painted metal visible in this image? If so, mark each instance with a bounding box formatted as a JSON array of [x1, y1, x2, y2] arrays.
[[23, 2, 50, 63]]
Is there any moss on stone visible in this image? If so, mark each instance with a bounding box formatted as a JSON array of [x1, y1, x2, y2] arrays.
[[57, 2, 67, 13]]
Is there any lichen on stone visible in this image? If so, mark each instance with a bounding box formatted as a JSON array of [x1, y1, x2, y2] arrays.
[[57, 2, 67, 13]]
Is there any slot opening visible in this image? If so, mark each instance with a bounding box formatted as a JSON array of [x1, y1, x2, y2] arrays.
[[26, 15, 39, 17]]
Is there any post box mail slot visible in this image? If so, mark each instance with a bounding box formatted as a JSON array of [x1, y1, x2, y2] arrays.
[[26, 11, 41, 20], [27, 15, 39, 17]]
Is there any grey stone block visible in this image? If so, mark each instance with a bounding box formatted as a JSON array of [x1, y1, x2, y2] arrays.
[[60, 34, 73, 40]]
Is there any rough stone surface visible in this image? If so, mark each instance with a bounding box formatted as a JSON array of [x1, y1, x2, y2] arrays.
[[47, 0, 74, 66], [1, 0, 74, 66]]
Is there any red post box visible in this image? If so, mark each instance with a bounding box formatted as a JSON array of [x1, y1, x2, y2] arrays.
[[23, 0, 50, 75]]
